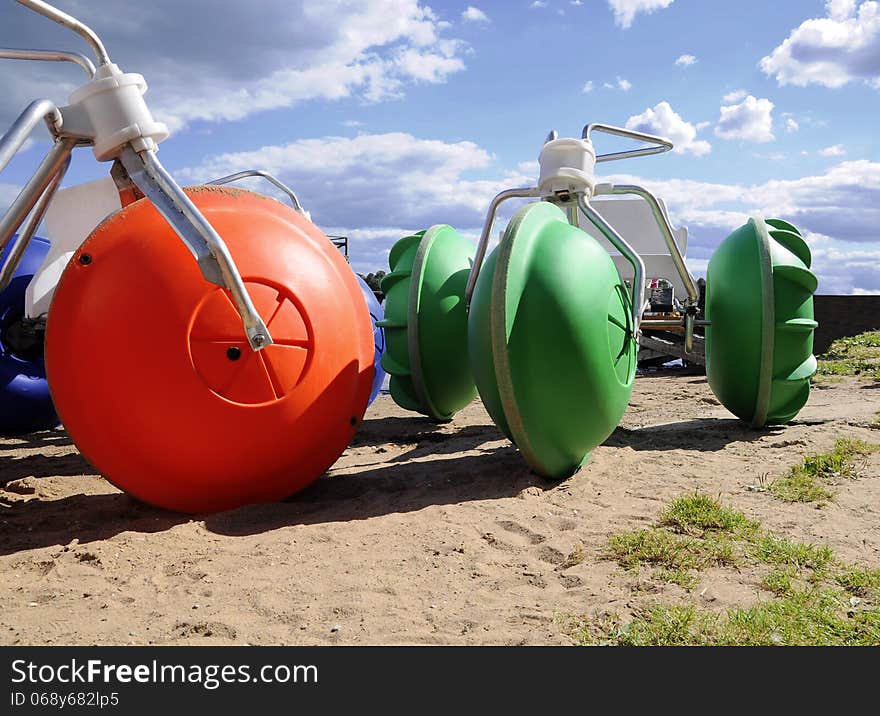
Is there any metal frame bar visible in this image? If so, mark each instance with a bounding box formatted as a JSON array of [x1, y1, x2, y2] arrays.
[[0, 48, 95, 77], [603, 183, 699, 305], [16, 0, 110, 66], [0, 0, 274, 352], [0, 152, 69, 292], [208, 170, 306, 215], [464, 187, 542, 307], [0, 137, 77, 259], [582, 124, 673, 164], [0, 99, 62, 171], [120, 147, 272, 351], [576, 195, 646, 335]]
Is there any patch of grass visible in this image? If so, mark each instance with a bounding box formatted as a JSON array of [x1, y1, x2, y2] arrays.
[[768, 438, 879, 503], [595, 590, 880, 646], [606, 526, 737, 587], [836, 568, 880, 601], [607, 529, 703, 572], [817, 331, 880, 380], [572, 493, 880, 645], [660, 494, 758, 537], [752, 533, 834, 573], [761, 568, 796, 596], [654, 567, 698, 589], [768, 471, 835, 503]]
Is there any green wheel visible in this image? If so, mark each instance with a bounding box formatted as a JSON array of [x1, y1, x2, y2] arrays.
[[378, 226, 476, 420], [468, 202, 637, 479], [705, 217, 818, 427]]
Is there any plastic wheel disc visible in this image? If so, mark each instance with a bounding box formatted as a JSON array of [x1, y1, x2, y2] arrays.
[[379, 225, 475, 420], [354, 273, 386, 406], [0, 236, 57, 434], [468, 202, 636, 479], [45, 186, 373, 513], [705, 217, 817, 427]]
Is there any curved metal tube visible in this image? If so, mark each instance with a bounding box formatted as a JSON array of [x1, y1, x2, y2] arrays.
[[464, 187, 541, 308], [209, 170, 306, 215], [582, 123, 673, 163], [0, 137, 77, 259], [0, 153, 69, 291], [0, 48, 95, 77], [122, 148, 273, 352], [16, 0, 110, 66], [0, 99, 62, 172], [608, 184, 699, 305], [577, 195, 646, 335]]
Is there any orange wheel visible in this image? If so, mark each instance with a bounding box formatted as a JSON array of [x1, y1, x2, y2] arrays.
[[45, 185, 373, 513]]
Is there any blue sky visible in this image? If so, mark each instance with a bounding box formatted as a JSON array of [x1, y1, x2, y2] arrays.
[[1, 0, 878, 292]]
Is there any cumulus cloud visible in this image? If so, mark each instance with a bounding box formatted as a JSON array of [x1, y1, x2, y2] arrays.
[[0, 0, 468, 132], [715, 95, 775, 142], [820, 144, 847, 156], [675, 54, 697, 67], [179, 131, 533, 242], [607, 0, 675, 28], [461, 6, 489, 23], [625, 101, 712, 156], [582, 80, 594, 93], [760, 0, 880, 88], [722, 89, 748, 103], [606, 159, 880, 292], [603, 77, 632, 90], [786, 117, 800, 132]]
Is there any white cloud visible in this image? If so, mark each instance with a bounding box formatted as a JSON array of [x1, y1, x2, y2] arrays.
[[571, 0, 584, 5], [531, 1, 547, 7], [0, 0, 468, 133], [608, 0, 675, 28], [180, 132, 543, 275], [675, 54, 697, 67], [462, 6, 489, 23], [625, 101, 712, 156], [603, 77, 632, 90], [582, 80, 594, 93], [722, 89, 748, 103], [606, 159, 880, 292], [180, 132, 533, 237], [786, 117, 800, 133], [715, 95, 775, 142], [820, 144, 847, 156], [761, 0, 880, 88]]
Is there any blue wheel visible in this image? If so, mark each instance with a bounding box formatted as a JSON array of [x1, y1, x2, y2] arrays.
[[0, 235, 58, 434], [355, 274, 387, 406]]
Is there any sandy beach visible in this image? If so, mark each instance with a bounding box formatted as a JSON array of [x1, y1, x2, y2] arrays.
[[1, 370, 878, 645]]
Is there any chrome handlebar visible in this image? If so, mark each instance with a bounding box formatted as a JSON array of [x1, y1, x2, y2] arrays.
[[582, 123, 673, 163], [16, 0, 110, 66]]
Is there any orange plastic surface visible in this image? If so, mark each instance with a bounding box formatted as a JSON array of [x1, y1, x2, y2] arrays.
[[45, 186, 373, 513]]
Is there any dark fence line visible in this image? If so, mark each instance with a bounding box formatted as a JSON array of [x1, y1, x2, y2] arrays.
[[814, 295, 880, 354]]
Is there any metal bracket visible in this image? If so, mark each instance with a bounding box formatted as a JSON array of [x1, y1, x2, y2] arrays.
[[119, 147, 273, 351], [464, 187, 542, 308]]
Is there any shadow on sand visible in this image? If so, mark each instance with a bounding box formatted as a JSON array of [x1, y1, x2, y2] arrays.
[[0, 418, 541, 553], [604, 417, 783, 452]]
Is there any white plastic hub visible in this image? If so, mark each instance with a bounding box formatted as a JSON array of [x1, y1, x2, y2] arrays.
[[26, 177, 122, 319], [537, 137, 597, 199], [62, 63, 169, 162]]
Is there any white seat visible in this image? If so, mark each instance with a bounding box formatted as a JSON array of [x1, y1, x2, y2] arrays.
[[579, 195, 690, 303], [26, 177, 121, 319]]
